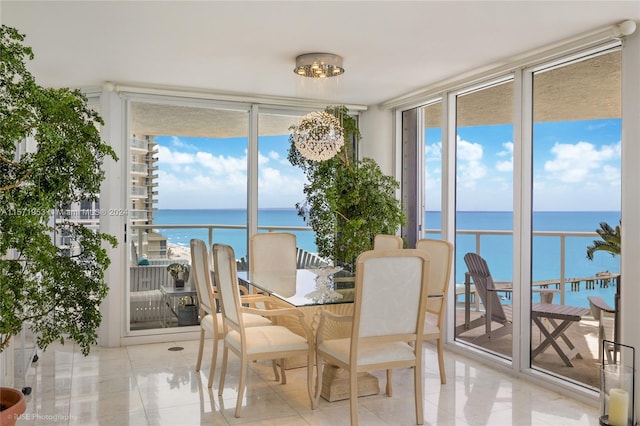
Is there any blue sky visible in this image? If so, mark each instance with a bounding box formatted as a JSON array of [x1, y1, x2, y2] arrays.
[[154, 134, 305, 209], [155, 118, 621, 212], [427, 118, 621, 212]]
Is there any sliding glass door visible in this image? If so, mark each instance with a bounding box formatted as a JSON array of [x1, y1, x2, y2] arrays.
[[126, 99, 249, 332], [453, 79, 515, 360], [530, 48, 621, 385]]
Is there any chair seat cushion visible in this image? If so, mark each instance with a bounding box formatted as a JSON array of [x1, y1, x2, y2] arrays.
[[226, 325, 307, 355], [243, 313, 272, 328], [318, 338, 416, 366]]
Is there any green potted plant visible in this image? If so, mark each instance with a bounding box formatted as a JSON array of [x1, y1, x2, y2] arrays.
[[0, 25, 117, 421], [288, 105, 406, 271], [167, 263, 190, 288]]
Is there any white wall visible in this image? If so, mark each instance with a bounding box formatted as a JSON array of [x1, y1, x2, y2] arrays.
[[358, 105, 395, 175], [98, 85, 126, 348], [620, 28, 640, 422]]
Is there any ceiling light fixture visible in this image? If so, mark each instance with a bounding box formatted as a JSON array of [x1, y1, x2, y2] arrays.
[[294, 53, 344, 78], [290, 111, 344, 161]]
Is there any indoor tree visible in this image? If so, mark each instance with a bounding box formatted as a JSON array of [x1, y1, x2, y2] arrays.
[[288, 105, 405, 269], [0, 25, 117, 357]]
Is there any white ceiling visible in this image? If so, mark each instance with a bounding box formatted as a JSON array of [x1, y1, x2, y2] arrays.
[[1, 1, 639, 107]]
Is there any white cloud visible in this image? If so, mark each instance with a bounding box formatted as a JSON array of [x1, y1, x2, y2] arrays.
[[268, 151, 280, 160], [168, 136, 197, 150], [496, 142, 513, 172], [157, 145, 195, 166], [155, 144, 308, 209], [456, 137, 486, 188], [425, 141, 442, 162], [544, 141, 619, 184], [194, 151, 247, 176]]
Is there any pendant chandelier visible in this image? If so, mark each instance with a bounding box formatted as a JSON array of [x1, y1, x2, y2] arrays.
[[291, 111, 344, 161]]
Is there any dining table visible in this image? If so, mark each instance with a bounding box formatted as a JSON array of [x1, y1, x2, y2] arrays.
[[236, 268, 379, 402]]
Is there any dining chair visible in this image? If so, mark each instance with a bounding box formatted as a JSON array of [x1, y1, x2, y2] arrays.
[[213, 243, 314, 418], [415, 238, 453, 384], [250, 232, 297, 273], [249, 232, 298, 300], [373, 233, 403, 250], [314, 248, 431, 426], [190, 238, 271, 388]]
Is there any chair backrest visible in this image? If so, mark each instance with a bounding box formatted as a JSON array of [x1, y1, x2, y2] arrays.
[[373, 234, 403, 250], [250, 232, 297, 273], [352, 249, 430, 345], [190, 239, 216, 316], [416, 239, 453, 316], [463, 252, 508, 323], [212, 243, 244, 332]]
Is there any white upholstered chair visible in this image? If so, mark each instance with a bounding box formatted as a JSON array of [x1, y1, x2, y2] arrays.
[[373, 233, 403, 250], [213, 243, 314, 418], [250, 232, 298, 298], [250, 232, 297, 273], [314, 249, 431, 425], [415, 238, 453, 384], [190, 239, 271, 388]]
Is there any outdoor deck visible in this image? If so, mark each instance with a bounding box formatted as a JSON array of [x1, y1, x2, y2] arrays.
[[455, 300, 614, 389]]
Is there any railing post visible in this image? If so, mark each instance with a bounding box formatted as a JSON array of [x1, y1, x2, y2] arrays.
[[560, 235, 566, 305]]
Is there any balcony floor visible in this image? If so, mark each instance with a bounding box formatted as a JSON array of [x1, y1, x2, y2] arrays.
[[456, 308, 611, 389]]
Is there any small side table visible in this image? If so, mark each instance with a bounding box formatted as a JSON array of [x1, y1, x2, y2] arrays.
[[159, 285, 198, 327]]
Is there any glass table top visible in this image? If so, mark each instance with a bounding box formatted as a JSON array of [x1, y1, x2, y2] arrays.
[[237, 268, 355, 307]]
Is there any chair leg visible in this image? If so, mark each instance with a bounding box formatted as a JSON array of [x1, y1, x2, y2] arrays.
[[218, 347, 229, 396], [349, 368, 358, 426], [279, 358, 287, 384], [235, 358, 248, 418], [386, 369, 393, 396], [312, 353, 324, 409], [414, 358, 424, 425], [195, 328, 205, 371], [207, 337, 219, 388], [306, 349, 314, 409], [437, 338, 446, 385], [272, 360, 280, 382]]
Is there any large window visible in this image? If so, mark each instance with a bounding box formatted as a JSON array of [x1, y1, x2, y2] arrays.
[[404, 43, 623, 390], [257, 112, 315, 258], [530, 48, 621, 386], [423, 100, 443, 236], [127, 100, 249, 332], [453, 79, 515, 360]]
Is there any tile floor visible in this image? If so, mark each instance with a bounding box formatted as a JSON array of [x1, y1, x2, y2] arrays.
[[12, 339, 600, 425]]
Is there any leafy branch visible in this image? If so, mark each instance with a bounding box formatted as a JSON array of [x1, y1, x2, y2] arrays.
[[0, 25, 118, 356], [586, 220, 621, 260]]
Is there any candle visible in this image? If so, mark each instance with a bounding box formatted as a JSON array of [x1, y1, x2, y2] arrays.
[[608, 388, 629, 426]]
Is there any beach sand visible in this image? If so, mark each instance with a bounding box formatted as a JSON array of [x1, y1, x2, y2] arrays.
[[167, 243, 191, 262]]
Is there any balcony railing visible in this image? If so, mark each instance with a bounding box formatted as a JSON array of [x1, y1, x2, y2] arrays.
[[425, 228, 618, 306], [129, 223, 615, 307], [130, 138, 148, 151]]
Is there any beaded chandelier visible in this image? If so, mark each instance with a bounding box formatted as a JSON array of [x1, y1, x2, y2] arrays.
[[291, 111, 345, 161]]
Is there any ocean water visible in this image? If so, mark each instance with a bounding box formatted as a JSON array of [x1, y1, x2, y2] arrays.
[[155, 209, 620, 308]]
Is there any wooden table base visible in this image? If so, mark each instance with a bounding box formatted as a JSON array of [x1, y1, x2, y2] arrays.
[[320, 365, 380, 402]]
